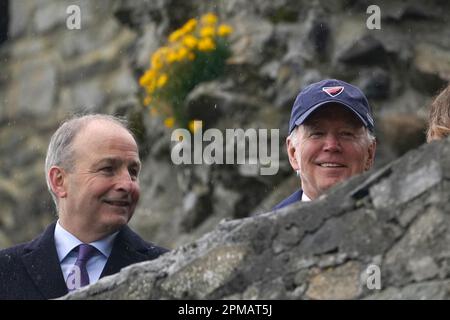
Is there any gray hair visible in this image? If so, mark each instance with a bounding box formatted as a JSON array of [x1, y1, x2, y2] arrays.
[[288, 125, 376, 145], [45, 114, 132, 210]]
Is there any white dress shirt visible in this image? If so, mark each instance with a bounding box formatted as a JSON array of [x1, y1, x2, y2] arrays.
[[54, 220, 118, 285], [301, 192, 312, 202]]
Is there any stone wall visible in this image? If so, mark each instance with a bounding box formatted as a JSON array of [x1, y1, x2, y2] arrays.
[[1, 0, 449, 253]]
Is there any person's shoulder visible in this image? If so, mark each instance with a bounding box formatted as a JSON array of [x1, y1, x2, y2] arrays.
[[0, 223, 56, 263], [0, 242, 28, 260], [119, 225, 170, 258], [273, 189, 303, 210], [135, 234, 170, 256], [0, 242, 30, 278], [142, 240, 170, 257]]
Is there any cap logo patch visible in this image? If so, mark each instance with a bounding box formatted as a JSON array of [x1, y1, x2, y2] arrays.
[[322, 86, 344, 97]]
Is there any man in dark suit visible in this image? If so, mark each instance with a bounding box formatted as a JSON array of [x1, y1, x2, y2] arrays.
[[0, 114, 168, 299], [274, 79, 377, 209]]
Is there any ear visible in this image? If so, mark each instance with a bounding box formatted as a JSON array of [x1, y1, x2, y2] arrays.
[[286, 134, 300, 171], [365, 139, 377, 171], [48, 166, 68, 198]]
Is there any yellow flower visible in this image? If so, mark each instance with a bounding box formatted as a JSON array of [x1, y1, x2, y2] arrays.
[[182, 35, 198, 49], [138, 14, 233, 129], [157, 73, 168, 88], [169, 29, 183, 43], [172, 129, 185, 141], [151, 57, 163, 70], [197, 37, 216, 51], [151, 47, 169, 69], [143, 96, 152, 105], [217, 24, 233, 37], [177, 46, 189, 61], [164, 117, 175, 128], [181, 18, 197, 33], [200, 26, 215, 38], [201, 13, 218, 25], [140, 68, 158, 86], [139, 72, 150, 86], [167, 49, 178, 63], [139, 75, 145, 86], [188, 120, 202, 133], [145, 78, 157, 94], [156, 46, 171, 57], [174, 132, 184, 142]]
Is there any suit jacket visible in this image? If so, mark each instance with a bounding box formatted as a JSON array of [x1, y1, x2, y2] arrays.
[[0, 222, 168, 300], [273, 189, 303, 210]]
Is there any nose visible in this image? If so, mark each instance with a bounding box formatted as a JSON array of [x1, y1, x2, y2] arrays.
[[115, 169, 135, 193], [323, 134, 342, 152]]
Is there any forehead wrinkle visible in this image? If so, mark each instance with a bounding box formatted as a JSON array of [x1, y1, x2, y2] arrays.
[[94, 156, 141, 167]]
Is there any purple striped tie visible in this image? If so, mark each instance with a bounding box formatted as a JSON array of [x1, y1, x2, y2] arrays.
[[66, 244, 97, 291]]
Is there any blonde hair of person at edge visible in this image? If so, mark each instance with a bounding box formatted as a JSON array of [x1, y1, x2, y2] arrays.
[[427, 84, 450, 142]]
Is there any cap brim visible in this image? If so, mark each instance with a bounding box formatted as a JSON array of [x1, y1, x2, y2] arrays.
[[293, 100, 369, 129]]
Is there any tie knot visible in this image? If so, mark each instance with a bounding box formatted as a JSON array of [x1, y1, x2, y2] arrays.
[[76, 244, 97, 262]]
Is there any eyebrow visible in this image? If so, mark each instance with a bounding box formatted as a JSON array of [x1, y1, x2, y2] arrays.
[[94, 157, 141, 170]]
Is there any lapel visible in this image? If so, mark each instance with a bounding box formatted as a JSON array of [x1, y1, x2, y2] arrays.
[[21, 222, 69, 299], [100, 226, 151, 277]]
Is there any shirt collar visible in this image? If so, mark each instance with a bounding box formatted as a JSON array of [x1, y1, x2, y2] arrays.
[[301, 192, 311, 202], [54, 220, 118, 262]]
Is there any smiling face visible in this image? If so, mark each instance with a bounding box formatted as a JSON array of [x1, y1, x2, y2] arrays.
[[287, 104, 376, 200], [57, 120, 141, 241]]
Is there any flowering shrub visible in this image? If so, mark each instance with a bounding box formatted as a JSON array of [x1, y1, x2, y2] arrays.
[[139, 13, 233, 130]]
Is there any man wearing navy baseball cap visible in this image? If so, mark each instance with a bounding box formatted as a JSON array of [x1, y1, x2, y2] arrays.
[[274, 79, 377, 209]]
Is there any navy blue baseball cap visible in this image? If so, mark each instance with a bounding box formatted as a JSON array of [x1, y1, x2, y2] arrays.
[[288, 79, 375, 134]]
